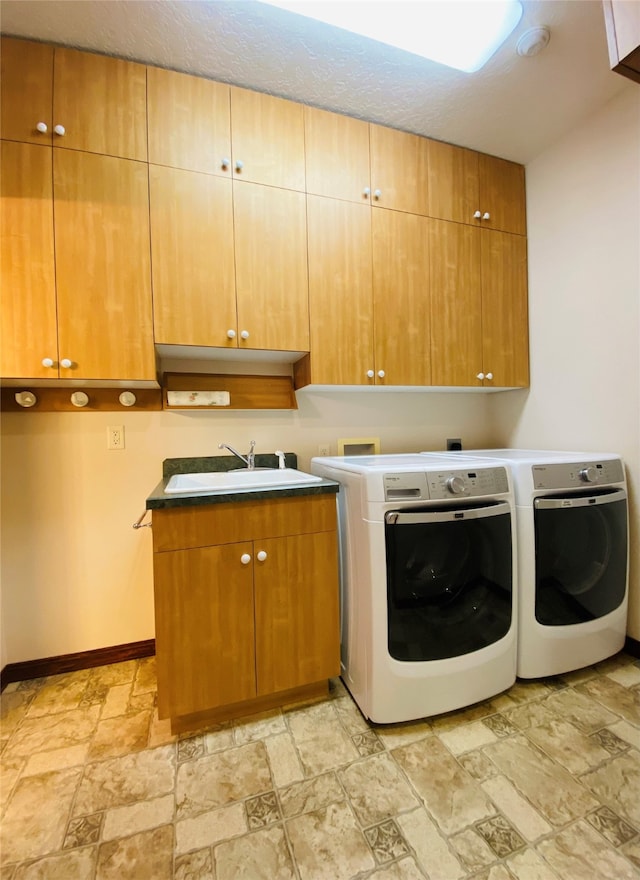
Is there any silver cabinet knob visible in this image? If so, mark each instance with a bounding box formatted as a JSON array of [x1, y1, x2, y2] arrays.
[[227, 329, 236, 339], [366, 369, 375, 379], [53, 124, 66, 136], [240, 553, 252, 565], [485, 372, 493, 380], [221, 157, 230, 169], [373, 189, 382, 200], [363, 187, 371, 198], [476, 372, 485, 380], [60, 357, 73, 369], [482, 212, 491, 220], [473, 210, 482, 219], [36, 122, 48, 133], [41, 357, 55, 368], [377, 370, 385, 378], [256, 550, 267, 562], [235, 159, 244, 172], [240, 330, 250, 340]]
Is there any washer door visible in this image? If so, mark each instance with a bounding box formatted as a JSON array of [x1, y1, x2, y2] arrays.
[[534, 489, 628, 625], [385, 502, 513, 662]]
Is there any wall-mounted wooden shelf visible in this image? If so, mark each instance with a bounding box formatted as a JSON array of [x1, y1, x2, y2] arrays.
[[162, 372, 298, 410]]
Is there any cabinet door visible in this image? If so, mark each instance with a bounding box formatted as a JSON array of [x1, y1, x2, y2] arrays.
[[53, 151, 155, 380], [372, 210, 431, 385], [370, 123, 429, 216], [427, 139, 480, 227], [154, 542, 256, 719], [53, 48, 147, 161], [1, 37, 53, 146], [481, 230, 529, 387], [1, 142, 58, 378], [230, 87, 305, 191], [306, 196, 374, 385], [478, 155, 527, 236], [255, 532, 340, 695], [304, 106, 370, 203], [149, 165, 237, 347], [234, 181, 309, 351], [147, 67, 231, 175], [429, 220, 483, 386]]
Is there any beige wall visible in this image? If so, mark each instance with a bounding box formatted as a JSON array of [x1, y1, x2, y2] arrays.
[[0, 392, 494, 665], [491, 84, 640, 640]]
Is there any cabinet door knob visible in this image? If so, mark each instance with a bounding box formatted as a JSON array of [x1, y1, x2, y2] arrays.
[[363, 187, 371, 198], [53, 124, 66, 136], [240, 330, 250, 340], [221, 157, 230, 169], [227, 329, 236, 339], [366, 369, 374, 379], [476, 372, 485, 380], [377, 370, 385, 378], [240, 553, 252, 565], [482, 212, 491, 220], [60, 357, 73, 369], [473, 210, 482, 219], [485, 371, 493, 380], [373, 189, 382, 200], [235, 159, 244, 172], [41, 357, 55, 368], [256, 550, 267, 562], [36, 121, 48, 133]]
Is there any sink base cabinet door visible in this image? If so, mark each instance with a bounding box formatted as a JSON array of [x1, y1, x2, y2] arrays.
[[154, 542, 257, 720], [255, 532, 340, 695]]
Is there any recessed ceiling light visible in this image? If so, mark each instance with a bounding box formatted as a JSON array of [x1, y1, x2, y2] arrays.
[[258, 1, 523, 72]]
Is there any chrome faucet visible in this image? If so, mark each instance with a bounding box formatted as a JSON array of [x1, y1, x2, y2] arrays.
[[218, 439, 256, 469]]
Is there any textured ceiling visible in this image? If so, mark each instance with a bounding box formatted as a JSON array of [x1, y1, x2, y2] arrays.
[[0, 0, 631, 164]]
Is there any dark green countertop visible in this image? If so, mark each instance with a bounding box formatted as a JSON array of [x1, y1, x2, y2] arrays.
[[146, 453, 339, 510]]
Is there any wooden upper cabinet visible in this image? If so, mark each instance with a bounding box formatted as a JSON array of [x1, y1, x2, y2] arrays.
[[369, 123, 429, 216], [480, 229, 529, 387], [304, 196, 374, 385], [478, 155, 527, 236], [0, 141, 58, 379], [230, 87, 305, 190], [53, 48, 147, 160], [147, 67, 231, 174], [1, 38, 54, 145], [149, 165, 236, 347], [372, 210, 431, 386], [233, 182, 309, 351], [428, 139, 526, 236], [427, 139, 480, 227], [429, 219, 483, 386], [53, 150, 155, 380], [304, 106, 371, 203]]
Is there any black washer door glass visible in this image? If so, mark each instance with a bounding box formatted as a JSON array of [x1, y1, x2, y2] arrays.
[[385, 508, 512, 662], [534, 495, 627, 625]]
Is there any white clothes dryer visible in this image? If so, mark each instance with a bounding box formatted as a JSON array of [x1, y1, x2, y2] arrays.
[[310, 454, 517, 723], [430, 450, 629, 678]]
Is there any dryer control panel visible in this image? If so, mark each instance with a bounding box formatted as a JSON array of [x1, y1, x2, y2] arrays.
[[532, 459, 624, 490]]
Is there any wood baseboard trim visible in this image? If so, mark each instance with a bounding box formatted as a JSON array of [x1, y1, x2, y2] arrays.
[[624, 636, 640, 659], [0, 639, 155, 691]]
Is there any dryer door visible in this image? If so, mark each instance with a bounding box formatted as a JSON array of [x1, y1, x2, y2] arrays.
[[534, 488, 628, 625], [384, 502, 513, 662]]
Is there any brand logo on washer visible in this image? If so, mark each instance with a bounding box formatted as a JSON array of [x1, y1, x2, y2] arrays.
[[561, 499, 573, 507]]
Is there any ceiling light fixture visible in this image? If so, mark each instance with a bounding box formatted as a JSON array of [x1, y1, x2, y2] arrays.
[[516, 26, 551, 57], [258, 1, 523, 72]]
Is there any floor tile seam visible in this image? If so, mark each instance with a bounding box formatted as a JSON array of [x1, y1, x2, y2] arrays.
[[533, 814, 640, 875], [1, 840, 100, 876], [515, 722, 627, 776]]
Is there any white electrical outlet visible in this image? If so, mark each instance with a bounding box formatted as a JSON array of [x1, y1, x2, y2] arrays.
[[318, 444, 331, 456], [107, 425, 125, 450]]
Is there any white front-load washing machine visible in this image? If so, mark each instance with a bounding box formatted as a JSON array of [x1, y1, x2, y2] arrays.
[[310, 454, 517, 723], [431, 450, 629, 678]]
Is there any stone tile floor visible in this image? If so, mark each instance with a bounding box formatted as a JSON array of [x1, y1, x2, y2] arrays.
[[1, 651, 639, 879]]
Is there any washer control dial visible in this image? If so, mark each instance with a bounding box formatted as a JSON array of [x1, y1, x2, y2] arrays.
[[446, 475, 466, 495], [579, 466, 598, 483]]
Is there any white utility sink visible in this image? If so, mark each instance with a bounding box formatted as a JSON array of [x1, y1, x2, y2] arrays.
[[164, 468, 323, 494]]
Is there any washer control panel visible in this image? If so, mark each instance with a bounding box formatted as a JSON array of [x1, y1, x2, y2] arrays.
[[532, 459, 624, 490], [383, 467, 509, 500]]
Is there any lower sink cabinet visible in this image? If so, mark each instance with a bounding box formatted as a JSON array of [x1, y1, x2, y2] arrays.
[[151, 494, 340, 722]]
